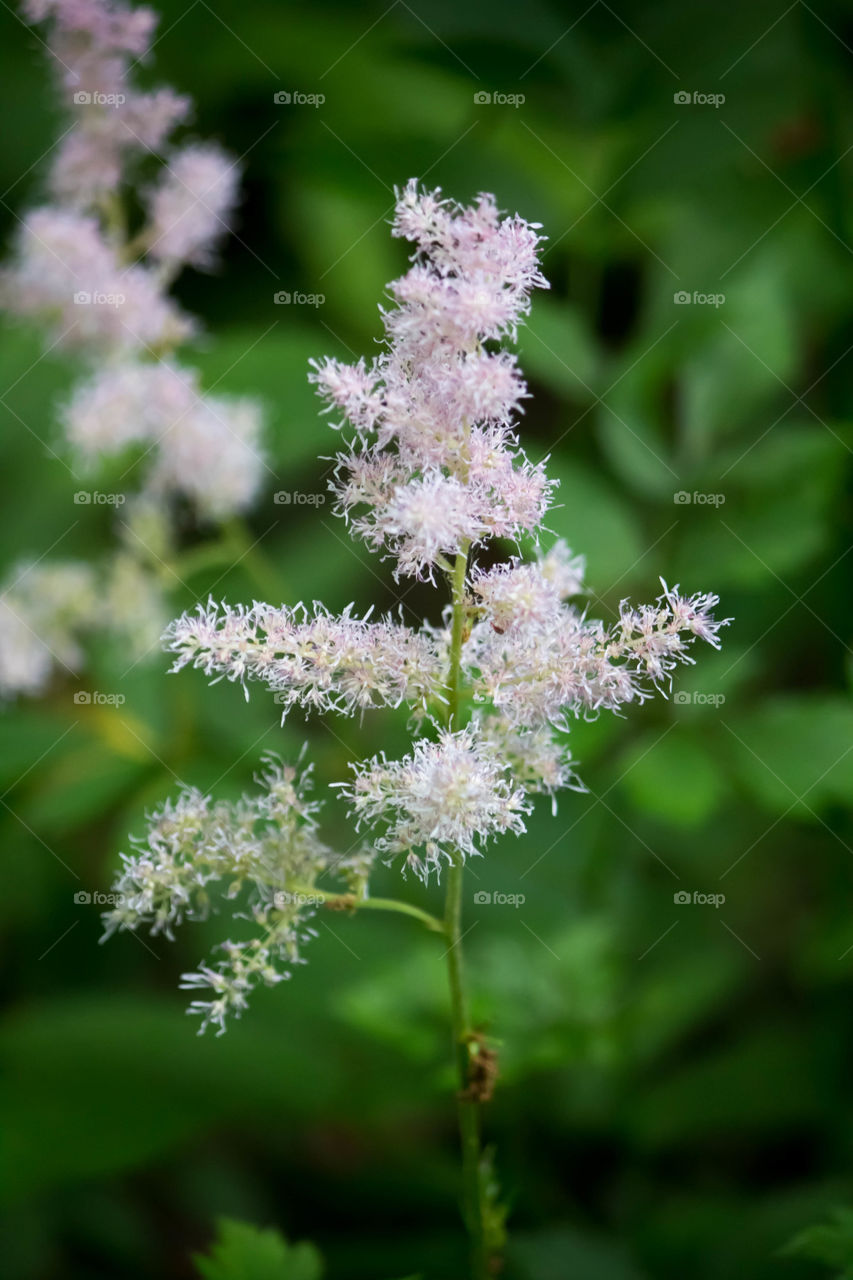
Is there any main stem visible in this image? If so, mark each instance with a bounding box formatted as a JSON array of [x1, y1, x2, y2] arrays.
[[444, 543, 489, 1279]]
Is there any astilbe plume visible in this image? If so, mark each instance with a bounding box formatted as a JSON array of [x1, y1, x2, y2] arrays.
[[106, 180, 729, 1019], [0, 0, 266, 700], [103, 755, 370, 1034]]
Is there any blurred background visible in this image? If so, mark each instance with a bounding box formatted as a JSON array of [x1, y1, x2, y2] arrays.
[[1, 0, 853, 1276]]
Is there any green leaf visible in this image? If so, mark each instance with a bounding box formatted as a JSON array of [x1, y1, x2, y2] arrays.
[[782, 1208, 853, 1277], [194, 1219, 323, 1280]]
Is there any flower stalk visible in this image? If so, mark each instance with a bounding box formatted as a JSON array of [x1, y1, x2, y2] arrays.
[[443, 541, 492, 1277]]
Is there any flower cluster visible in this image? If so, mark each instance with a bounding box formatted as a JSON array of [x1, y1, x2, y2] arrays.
[[338, 726, 529, 880], [0, 501, 170, 700], [1, 0, 263, 515], [310, 180, 552, 580], [104, 181, 729, 1029], [0, 0, 267, 701], [0, 561, 98, 699], [164, 600, 446, 716], [64, 360, 263, 518], [103, 755, 367, 1034], [466, 553, 727, 729]]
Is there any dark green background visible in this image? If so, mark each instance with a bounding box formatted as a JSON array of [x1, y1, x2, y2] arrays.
[[1, 0, 852, 1276]]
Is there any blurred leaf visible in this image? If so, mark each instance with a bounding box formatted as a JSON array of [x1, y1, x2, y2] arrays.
[[194, 1218, 323, 1280], [782, 1208, 853, 1277]]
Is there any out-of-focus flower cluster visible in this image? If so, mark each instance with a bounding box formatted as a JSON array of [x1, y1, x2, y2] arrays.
[[0, 499, 169, 700], [103, 755, 370, 1034], [0, 0, 267, 701], [106, 182, 729, 1029], [2, 0, 262, 509]]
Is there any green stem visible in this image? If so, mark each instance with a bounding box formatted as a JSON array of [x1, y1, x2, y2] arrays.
[[446, 855, 487, 1277], [443, 541, 489, 1279], [290, 885, 443, 934]]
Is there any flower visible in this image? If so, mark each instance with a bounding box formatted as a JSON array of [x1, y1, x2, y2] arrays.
[[163, 600, 445, 716], [0, 561, 98, 698], [101, 754, 357, 1034], [64, 358, 265, 517], [1, 207, 193, 354], [100, 180, 729, 1028], [310, 181, 554, 580], [338, 725, 529, 881], [465, 572, 729, 729], [146, 143, 240, 269]]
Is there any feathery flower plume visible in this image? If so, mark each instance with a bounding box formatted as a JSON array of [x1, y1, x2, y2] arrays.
[[105, 180, 729, 1031], [0, 0, 269, 701]]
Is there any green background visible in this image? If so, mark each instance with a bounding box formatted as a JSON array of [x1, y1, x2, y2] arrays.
[[1, 0, 852, 1276]]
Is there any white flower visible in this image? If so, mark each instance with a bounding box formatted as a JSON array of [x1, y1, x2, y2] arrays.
[[101, 754, 360, 1033], [164, 600, 445, 716], [147, 143, 240, 268], [339, 725, 530, 881]]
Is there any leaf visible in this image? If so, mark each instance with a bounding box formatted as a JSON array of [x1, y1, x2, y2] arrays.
[[782, 1208, 853, 1277], [194, 1219, 323, 1280]]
